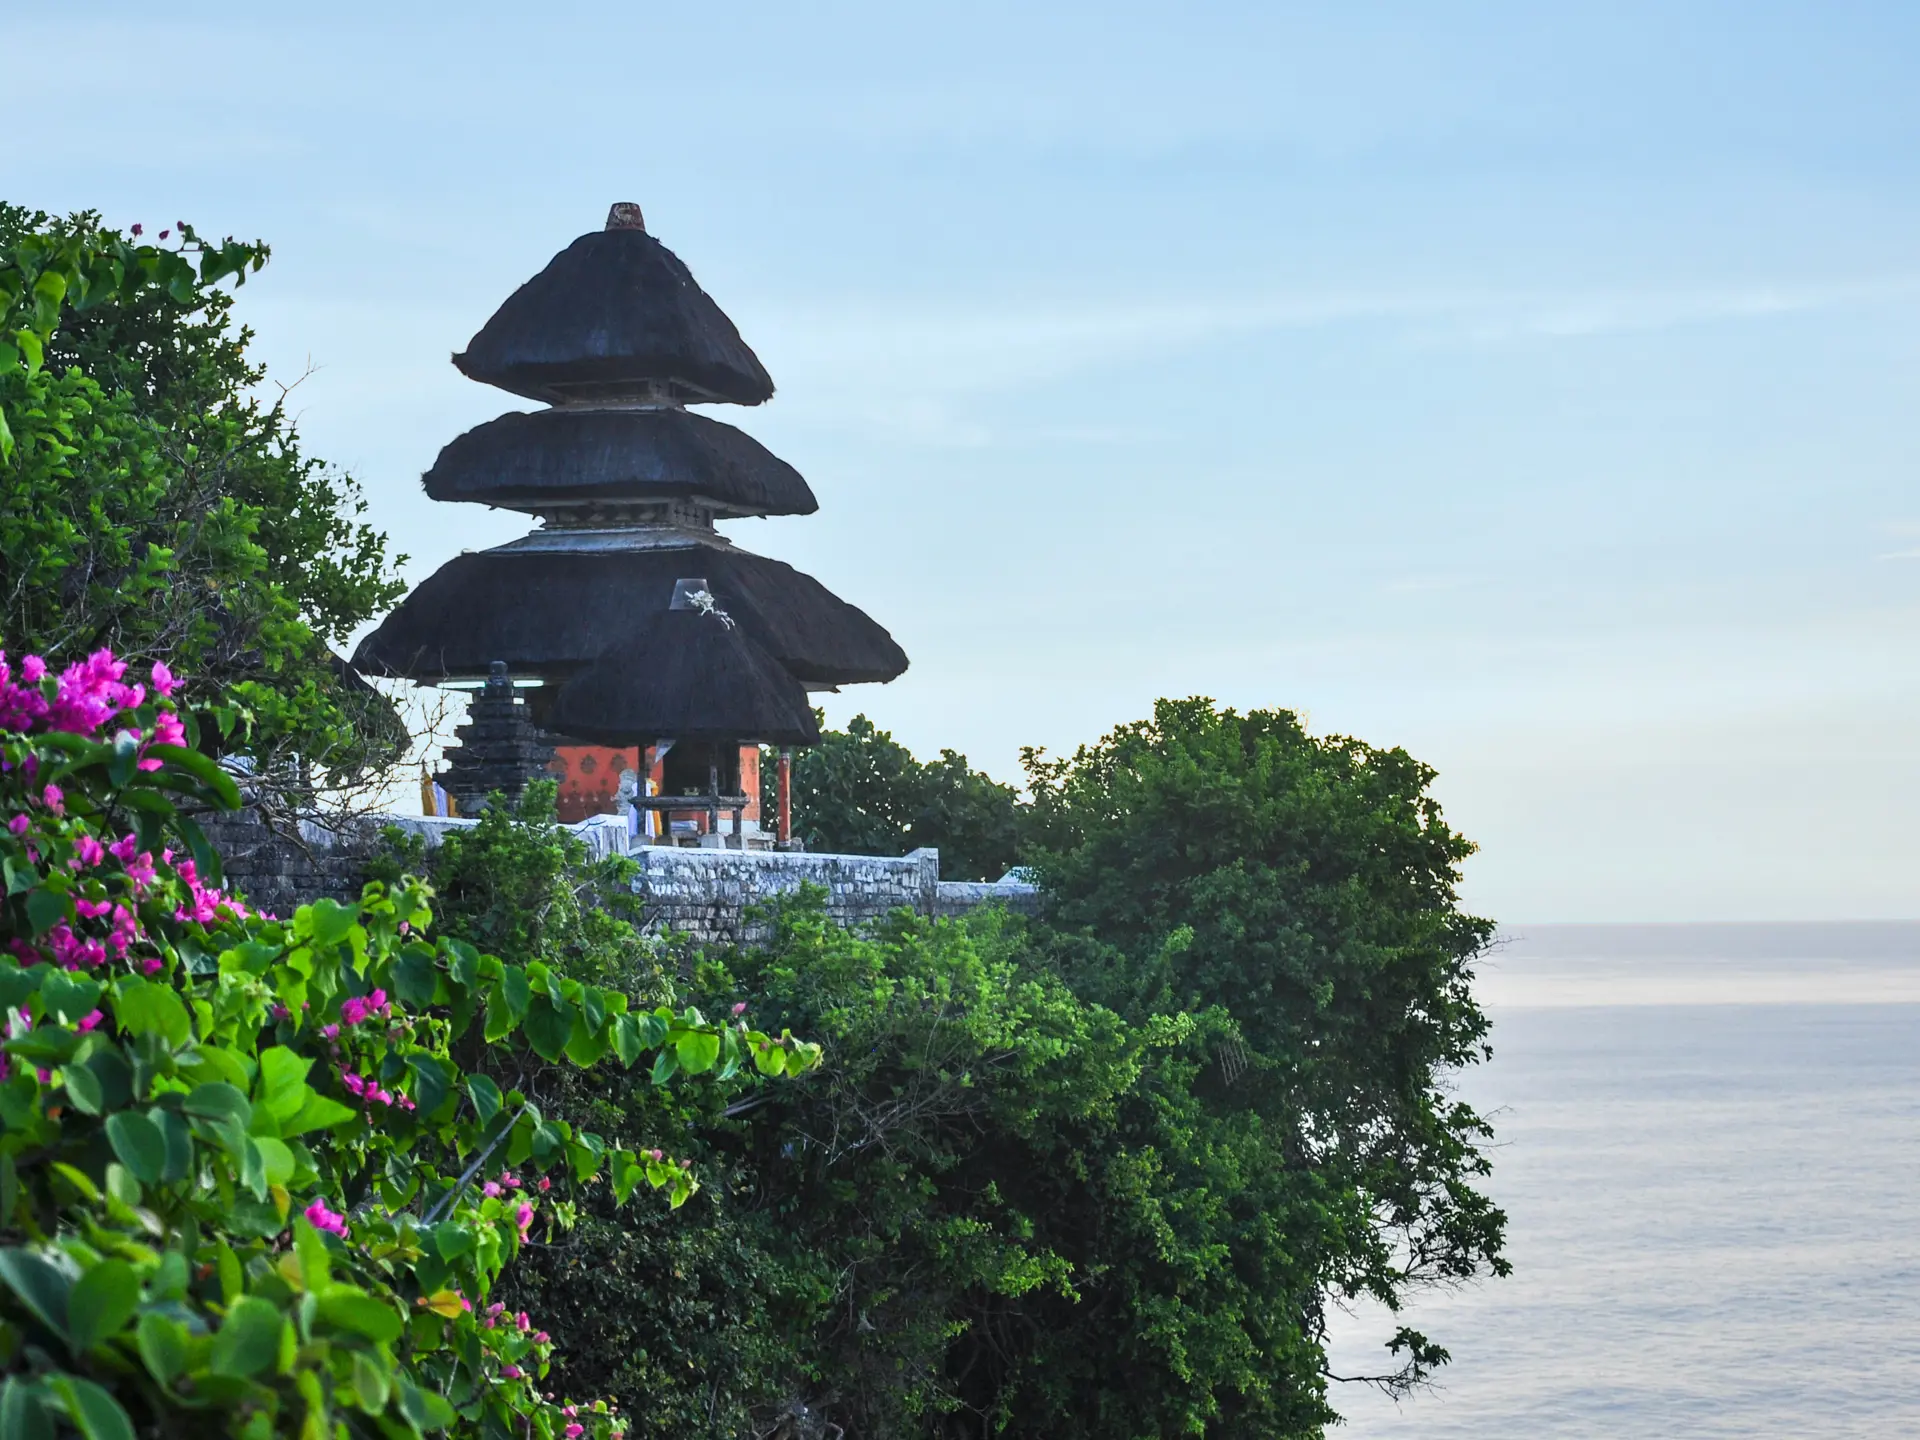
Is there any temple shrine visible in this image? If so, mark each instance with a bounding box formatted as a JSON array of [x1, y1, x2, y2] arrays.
[[356, 202, 908, 843]]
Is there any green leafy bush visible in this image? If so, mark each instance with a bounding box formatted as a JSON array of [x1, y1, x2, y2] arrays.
[[785, 716, 1022, 881], [0, 647, 820, 1438], [499, 702, 1505, 1439], [0, 204, 407, 788]]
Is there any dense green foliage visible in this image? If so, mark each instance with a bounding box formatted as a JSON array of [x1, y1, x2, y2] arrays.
[[435, 702, 1505, 1438], [0, 205, 407, 788], [786, 716, 1022, 881], [0, 649, 821, 1438]]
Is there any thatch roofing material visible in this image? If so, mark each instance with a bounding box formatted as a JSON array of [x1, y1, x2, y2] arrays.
[[422, 407, 817, 517], [351, 548, 909, 689], [453, 223, 775, 406], [550, 608, 821, 747]]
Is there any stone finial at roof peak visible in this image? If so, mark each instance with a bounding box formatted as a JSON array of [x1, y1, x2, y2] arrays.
[[605, 202, 646, 233]]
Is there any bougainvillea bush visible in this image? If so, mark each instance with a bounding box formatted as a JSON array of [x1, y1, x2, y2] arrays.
[[0, 649, 819, 1439]]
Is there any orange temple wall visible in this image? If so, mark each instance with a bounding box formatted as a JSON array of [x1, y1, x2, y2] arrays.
[[547, 743, 761, 829]]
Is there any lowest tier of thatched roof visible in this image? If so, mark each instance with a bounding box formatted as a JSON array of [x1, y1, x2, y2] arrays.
[[422, 407, 817, 517], [550, 606, 821, 748], [453, 206, 775, 406], [350, 546, 908, 689]]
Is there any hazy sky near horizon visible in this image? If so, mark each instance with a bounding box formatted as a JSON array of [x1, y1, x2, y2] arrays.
[[11, 1, 1918, 922]]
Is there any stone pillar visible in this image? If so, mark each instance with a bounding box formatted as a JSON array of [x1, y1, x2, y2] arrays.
[[436, 662, 556, 815]]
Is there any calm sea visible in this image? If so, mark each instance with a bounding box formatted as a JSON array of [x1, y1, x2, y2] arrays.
[[1322, 922, 1920, 1438]]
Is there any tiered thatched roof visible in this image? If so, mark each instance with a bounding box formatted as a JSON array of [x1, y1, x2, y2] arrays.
[[551, 599, 820, 747], [353, 546, 906, 690], [362, 201, 906, 759], [452, 207, 774, 407], [422, 407, 817, 517]]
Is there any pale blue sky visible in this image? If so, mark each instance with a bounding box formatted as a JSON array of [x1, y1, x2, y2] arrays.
[[13, 2, 1919, 920]]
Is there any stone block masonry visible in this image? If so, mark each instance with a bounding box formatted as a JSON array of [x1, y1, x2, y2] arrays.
[[205, 808, 1038, 944], [627, 844, 1040, 945]]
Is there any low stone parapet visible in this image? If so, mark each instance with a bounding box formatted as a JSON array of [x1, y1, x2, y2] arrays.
[[626, 844, 1040, 944], [204, 807, 1038, 944]]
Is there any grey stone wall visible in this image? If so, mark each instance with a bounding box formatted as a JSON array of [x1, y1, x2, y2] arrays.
[[205, 808, 1038, 943], [626, 845, 1040, 944]]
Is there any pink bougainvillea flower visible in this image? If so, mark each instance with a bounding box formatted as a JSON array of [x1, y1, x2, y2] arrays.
[[515, 1202, 535, 1237], [76, 1009, 104, 1034], [6, 815, 27, 836], [150, 660, 177, 697], [75, 898, 112, 920], [501, 1364, 524, 1379], [537, 1176, 552, 1192], [731, 1001, 747, 1015], [483, 1181, 502, 1198], [71, 834, 105, 868], [40, 784, 63, 815], [303, 1199, 349, 1237]]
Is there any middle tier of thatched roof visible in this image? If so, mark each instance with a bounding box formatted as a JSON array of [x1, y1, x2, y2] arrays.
[[423, 407, 818, 518], [351, 543, 908, 690]]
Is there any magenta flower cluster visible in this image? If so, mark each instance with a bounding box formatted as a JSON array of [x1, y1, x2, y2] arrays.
[[0, 649, 176, 744], [339, 988, 392, 1026], [303, 1198, 349, 1238]]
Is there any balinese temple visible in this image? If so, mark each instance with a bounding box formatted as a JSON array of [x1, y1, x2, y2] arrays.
[[355, 202, 907, 842]]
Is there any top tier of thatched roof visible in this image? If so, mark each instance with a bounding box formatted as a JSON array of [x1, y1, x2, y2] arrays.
[[453, 203, 776, 406]]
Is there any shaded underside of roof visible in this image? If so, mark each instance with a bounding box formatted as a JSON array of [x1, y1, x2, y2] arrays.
[[422, 407, 817, 517], [550, 609, 821, 747], [351, 547, 908, 689], [452, 229, 775, 406]]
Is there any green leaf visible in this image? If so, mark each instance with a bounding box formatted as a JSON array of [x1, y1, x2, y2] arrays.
[[674, 1029, 722, 1076], [651, 1048, 680, 1085], [432, 1222, 474, 1261], [39, 971, 102, 1024], [464, 1075, 502, 1128], [62, 1062, 103, 1116], [392, 945, 437, 1007], [317, 1289, 403, 1344], [350, 1349, 391, 1413], [610, 1157, 643, 1206], [111, 979, 191, 1047], [181, 1082, 251, 1126], [0, 1377, 54, 1440], [0, 1248, 71, 1340], [306, 898, 359, 946], [253, 1136, 295, 1186], [209, 1295, 284, 1378], [256, 1047, 311, 1122], [281, 1091, 357, 1138], [406, 1052, 451, 1115], [67, 1259, 139, 1352], [564, 1013, 611, 1067], [139, 743, 240, 808], [612, 1013, 645, 1066], [0, 962, 42, 1008], [135, 1311, 189, 1384], [155, 1109, 192, 1182], [24, 888, 68, 937], [292, 1218, 332, 1291], [105, 1112, 166, 1184], [395, 1376, 457, 1431], [521, 993, 573, 1062], [45, 1376, 133, 1440]]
